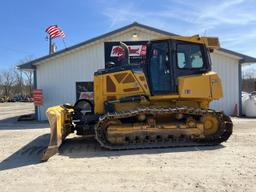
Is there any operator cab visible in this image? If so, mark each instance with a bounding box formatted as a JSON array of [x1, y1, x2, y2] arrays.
[[146, 39, 212, 95], [99, 39, 212, 95]]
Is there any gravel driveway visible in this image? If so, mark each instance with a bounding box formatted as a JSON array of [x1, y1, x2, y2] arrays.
[[0, 103, 256, 192]]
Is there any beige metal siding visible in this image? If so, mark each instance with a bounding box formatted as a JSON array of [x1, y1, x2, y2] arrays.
[[210, 52, 239, 115]]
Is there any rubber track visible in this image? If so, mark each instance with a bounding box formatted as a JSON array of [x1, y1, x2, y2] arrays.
[[95, 107, 233, 150]]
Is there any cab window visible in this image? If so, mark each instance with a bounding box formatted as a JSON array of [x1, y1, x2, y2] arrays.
[[177, 44, 204, 69]]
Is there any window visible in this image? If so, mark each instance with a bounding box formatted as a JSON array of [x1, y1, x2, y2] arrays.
[[76, 82, 94, 101], [149, 41, 171, 92], [177, 44, 204, 69]]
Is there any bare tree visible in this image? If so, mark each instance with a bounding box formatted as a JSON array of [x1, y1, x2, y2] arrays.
[[23, 70, 33, 96], [242, 66, 256, 93], [14, 68, 23, 95], [242, 68, 256, 79], [1, 69, 15, 98], [0, 73, 3, 97], [17, 55, 34, 97], [0, 56, 34, 99], [18, 56, 34, 66]]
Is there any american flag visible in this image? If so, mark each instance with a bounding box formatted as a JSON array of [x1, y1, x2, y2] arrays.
[[45, 25, 65, 39]]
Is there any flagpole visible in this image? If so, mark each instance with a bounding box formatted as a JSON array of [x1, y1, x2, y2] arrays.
[[49, 35, 52, 54], [62, 38, 66, 49]]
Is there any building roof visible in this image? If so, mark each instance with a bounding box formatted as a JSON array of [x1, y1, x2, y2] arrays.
[[18, 22, 256, 69], [219, 48, 256, 64]]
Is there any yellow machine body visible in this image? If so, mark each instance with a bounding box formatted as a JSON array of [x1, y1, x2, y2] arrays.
[[157, 35, 220, 49], [94, 70, 150, 113], [94, 70, 223, 114], [42, 105, 73, 161]]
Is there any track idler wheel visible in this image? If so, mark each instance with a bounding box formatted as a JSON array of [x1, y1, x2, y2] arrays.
[[201, 114, 219, 136]]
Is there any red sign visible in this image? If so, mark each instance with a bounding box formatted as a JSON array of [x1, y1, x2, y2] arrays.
[[79, 92, 94, 100], [110, 45, 147, 57], [33, 89, 43, 106]]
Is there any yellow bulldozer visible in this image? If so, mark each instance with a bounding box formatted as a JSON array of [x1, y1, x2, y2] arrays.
[[42, 35, 233, 161]]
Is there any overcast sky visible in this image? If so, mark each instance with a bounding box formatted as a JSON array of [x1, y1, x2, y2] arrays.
[[0, 0, 255, 71]]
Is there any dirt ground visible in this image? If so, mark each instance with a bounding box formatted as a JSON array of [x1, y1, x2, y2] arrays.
[[0, 103, 256, 192]]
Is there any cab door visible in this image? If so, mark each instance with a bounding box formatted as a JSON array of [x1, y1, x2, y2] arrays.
[[147, 40, 176, 95]]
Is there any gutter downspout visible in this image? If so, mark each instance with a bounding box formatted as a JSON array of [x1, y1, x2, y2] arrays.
[[238, 61, 242, 116]]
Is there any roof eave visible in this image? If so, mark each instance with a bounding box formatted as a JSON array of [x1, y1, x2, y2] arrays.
[[239, 59, 256, 64], [17, 62, 36, 70], [219, 48, 256, 64]]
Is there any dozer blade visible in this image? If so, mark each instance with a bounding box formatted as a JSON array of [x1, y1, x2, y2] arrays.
[[41, 105, 73, 161]]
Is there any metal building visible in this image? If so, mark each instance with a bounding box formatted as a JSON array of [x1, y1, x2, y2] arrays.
[[18, 22, 256, 120]]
